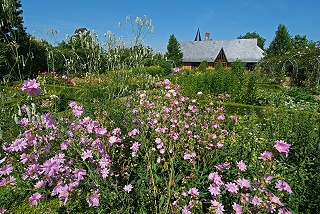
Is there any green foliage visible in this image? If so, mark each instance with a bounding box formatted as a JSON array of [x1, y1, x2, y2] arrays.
[[132, 66, 164, 76], [214, 61, 224, 71], [165, 34, 183, 67], [197, 60, 208, 72], [158, 60, 172, 75], [237, 31, 266, 50], [267, 24, 292, 56], [0, 0, 26, 43]]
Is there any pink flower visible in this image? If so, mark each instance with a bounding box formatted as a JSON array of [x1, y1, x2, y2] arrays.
[[208, 184, 221, 197], [211, 200, 225, 214], [232, 202, 242, 214], [73, 168, 86, 181], [275, 180, 293, 194], [217, 114, 225, 120], [22, 79, 41, 96], [87, 190, 100, 207], [29, 192, 43, 206], [94, 127, 107, 135], [188, 187, 199, 196], [173, 67, 181, 73], [258, 151, 274, 161], [236, 160, 247, 171], [81, 149, 93, 161], [130, 142, 141, 152], [251, 195, 262, 206], [182, 205, 191, 214], [235, 178, 251, 189], [230, 115, 238, 122], [108, 136, 122, 147], [123, 184, 133, 193], [208, 172, 224, 186], [272, 195, 284, 206], [225, 93, 231, 98], [0, 164, 13, 176], [72, 104, 85, 117], [278, 208, 292, 214], [225, 182, 239, 194], [274, 140, 291, 157]]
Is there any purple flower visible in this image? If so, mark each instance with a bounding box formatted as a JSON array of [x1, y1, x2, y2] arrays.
[[81, 149, 93, 161], [94, 127, 107, 135], [188, 187, 199, 197], [274, 140, 291, 157], [130, 142, 141, 152], [108, 136, 122, 147], [258, 151, 274, 161], [275, 180, 293, 194], [217, 114, 225, 120], [208, 184, 221, 197], [173, 67, 181, 73], [182, 205, 191, 214], [272, 195, 284, 206], [87, 190, 100, 207], [72, 104, 85, 117], [225, 182, 239, 194], [128, 128, 140, 136], [230, 115, 238, 122], [210, 200, 225, 214], [29, 192, 43, 206], [0, 164, 13, 176], [208, 172, 224, 186], [236, 160, 247, 171], [123, 184, 133, 193], [73, 168, 86, 181], [235, 178, 251, 189], [232, 202, 242, 214], [41, 113, 57, 129], [22, 79, 41, 96], [251, 195, 262, 206], [278, 208, 292, 214]]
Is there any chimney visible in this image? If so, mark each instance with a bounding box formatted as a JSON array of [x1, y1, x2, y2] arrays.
[[205, 32, 211, 40]]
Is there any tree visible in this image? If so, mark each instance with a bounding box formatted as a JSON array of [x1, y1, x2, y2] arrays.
[[165, 34, 183, 67], [237, 31, 266, 50], [266, 24, 292, 56], [292, 34, 316, 51], [0, 0, 26, 43]]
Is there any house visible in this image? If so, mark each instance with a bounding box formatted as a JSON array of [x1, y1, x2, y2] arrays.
[[180, 30, 264, 69]]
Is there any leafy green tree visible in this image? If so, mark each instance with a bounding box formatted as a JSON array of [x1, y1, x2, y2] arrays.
[[165, 34, 183, 67], [0, 0, 26, 43], [266, 24, 292, 56], [237, 31, 266, 50], [292, 34, 316, 51]]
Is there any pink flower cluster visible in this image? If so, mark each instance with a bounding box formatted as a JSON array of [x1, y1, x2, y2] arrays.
[[21, 79, 41, 96]]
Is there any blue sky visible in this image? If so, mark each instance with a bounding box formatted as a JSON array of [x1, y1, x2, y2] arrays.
[[21, 0, 320, 52]]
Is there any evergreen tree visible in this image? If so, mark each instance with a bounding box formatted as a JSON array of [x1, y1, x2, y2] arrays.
[[165, 34, 183, 67], [237, 31, 266, 50], [266, 24, 292, 56]]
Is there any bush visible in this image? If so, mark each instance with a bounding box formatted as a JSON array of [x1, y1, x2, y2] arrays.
[[132, 66, 164, 76], [214, 61, 224, 71], [158, 60, 172, 75], [198, 60, 208, 72]]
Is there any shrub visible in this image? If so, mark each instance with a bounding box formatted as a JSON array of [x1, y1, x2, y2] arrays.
[[132, 66, 164, 76], [198, 60, 208, 72], [214, 62, 224, 71], [158, 60, 172, 75]]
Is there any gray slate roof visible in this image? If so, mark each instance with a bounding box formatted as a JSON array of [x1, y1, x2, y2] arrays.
[[180, 39, 264, 63]]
